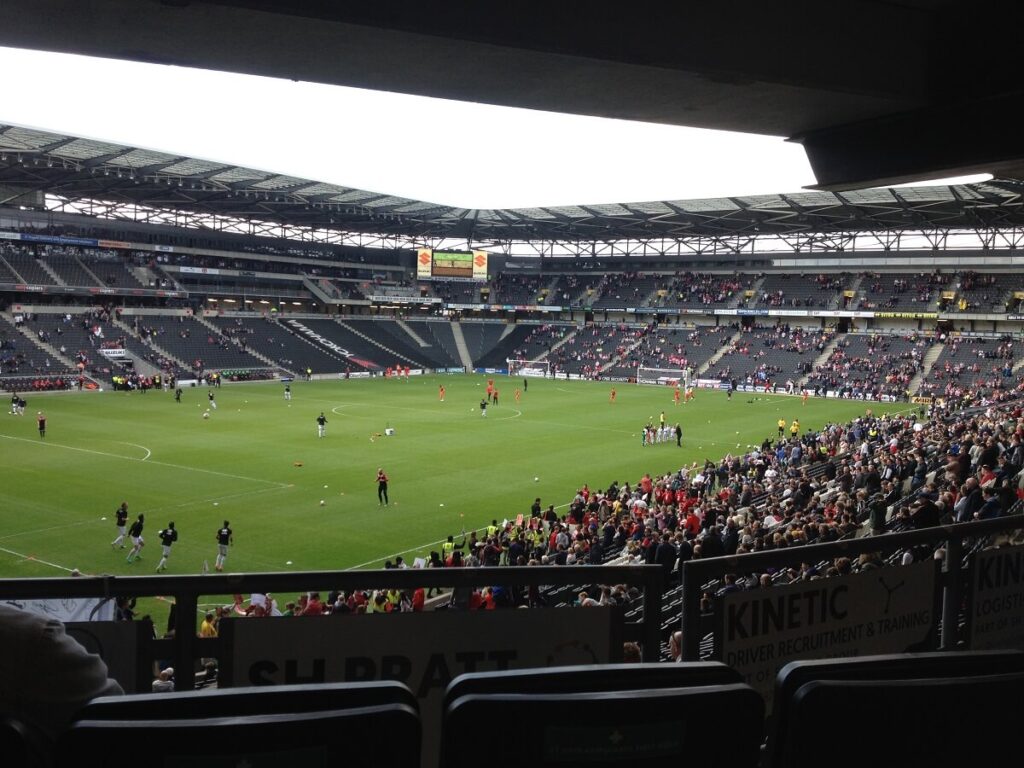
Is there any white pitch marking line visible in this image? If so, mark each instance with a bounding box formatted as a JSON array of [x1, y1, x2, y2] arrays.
[[0, 434, 289, 488], [118, 441, 152, 460], [0, 519, 95, 542], [0, 545, 75, 573]]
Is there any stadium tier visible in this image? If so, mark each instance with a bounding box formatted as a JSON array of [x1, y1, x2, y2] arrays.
[[2, 246, 58, 285], [918, 335, 1017, 400], [341, 317, 439, 368], [207, 315, 349, 374], [130, 315, 269, 374], [548, 324, 646, 376], [950, 272, 1023, 314], [804, 332, 930, 400], [401, 320, 464, 368], [613, 324, 733, 375], [655, 274, 752, 309], [471, 323, 534, 369], [856, 271, 952, 311], [752, 273, 851, 309]]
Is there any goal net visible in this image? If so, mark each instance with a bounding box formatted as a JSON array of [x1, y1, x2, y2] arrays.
[[637, 365, 691, 388], [507, 358, 550, 378]]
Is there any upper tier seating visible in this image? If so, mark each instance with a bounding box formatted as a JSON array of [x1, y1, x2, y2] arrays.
[[1, 248, 57, 285], [655, 274, 751, 309], [548, 274, 605, 306], [84, 255, 146, 288], [856, 272, 951, 311], [752, 273, 850, 309], [488, 274, 549, 305], [950, 271, 1022, 313]]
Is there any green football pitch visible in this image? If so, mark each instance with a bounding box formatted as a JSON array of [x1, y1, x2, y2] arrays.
[[0, 374, 911, 585]]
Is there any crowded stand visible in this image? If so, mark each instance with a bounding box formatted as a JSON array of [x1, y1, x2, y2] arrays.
[[712, 325, 834, 385], [856, 271, 951, 311], [917, 334, 1017, 401], [613, 324, 733, 375], [805, 332, 932, 400], [655, 273, 751, 309], [548, 323, 646, 376]]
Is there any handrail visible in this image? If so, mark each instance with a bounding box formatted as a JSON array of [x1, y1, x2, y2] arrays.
[[0, 564, 665, 685]]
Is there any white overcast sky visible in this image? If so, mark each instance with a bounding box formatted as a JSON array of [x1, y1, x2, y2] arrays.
[[0, 47, 990, 210]]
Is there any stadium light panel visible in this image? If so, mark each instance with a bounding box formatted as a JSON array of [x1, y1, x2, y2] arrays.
[[0, 46, 817, 209]]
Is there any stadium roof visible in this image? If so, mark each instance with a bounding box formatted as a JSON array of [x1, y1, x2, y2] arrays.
[[1, 123, 1023, 244], [2, 1, 1023, 191]]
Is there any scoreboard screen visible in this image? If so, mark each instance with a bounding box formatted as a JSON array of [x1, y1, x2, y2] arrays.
[[432, 251, 475, 278], [417, 249, 488, 282]]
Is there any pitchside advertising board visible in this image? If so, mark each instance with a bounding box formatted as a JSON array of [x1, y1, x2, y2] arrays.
[[221, 609, 617, 768], [969, 544, 1024, 651], [715, 561, 939, 705]]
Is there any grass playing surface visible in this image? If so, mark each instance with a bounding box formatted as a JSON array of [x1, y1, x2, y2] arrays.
[[1, 374, 908, 586]]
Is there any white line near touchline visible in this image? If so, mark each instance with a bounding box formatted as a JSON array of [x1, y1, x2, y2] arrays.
[[0, 434, 290, 487]]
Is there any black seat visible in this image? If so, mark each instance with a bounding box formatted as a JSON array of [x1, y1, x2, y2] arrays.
[[766, 651, 1024, 768], [443, 661, 740, 712], [443, 683, 762, 768], [778, 672, 1024, 768], [60, 703, 420, 768], [77, 680, 417, 720]]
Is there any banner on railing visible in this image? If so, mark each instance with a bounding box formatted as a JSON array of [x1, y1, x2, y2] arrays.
[[969, 544, 1024, 651], [716, 561, 938, 705]]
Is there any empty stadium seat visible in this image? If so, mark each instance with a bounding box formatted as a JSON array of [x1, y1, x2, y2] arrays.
[[765, 650, 1024, 768], [443, 661, 741, 711], [775, 672, 1024, 768], [76, 679, 418, 720], [442, 683, 763, 768], [60, 703, 420, 768]]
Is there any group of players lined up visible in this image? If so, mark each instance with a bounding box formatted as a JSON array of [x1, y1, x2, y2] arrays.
[[110, 502, 233, 573], [642, 411, 683, 447]]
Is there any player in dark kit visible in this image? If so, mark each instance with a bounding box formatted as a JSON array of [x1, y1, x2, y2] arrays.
[[316, 412, 328, 438], [126, 514, 145, 563], [156, 522, 178, 572], [214, 521, 233, 572], [377, 467, 389, 506], [37, 411, 46, 438], [111, 502, 130, 548], [174, 387, 182, 403]]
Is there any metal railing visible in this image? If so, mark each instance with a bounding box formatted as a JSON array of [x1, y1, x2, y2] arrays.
[[679, 515, 1024, 660], [0, 564, 664, 689]]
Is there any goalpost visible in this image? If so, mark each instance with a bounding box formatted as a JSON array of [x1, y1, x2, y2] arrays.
[[507, 358, 551, 378], [636, 365, 692, 388]]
